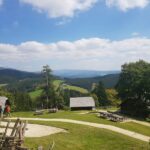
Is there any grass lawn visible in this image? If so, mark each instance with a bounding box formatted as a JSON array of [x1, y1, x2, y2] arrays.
[[24, 121, 149, 150], [12, 110, 150, 137]]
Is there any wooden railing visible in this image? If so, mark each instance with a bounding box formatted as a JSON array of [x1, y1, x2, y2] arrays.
[[0, 118, 28, 150]]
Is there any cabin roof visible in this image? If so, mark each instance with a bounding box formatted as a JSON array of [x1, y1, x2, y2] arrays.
[[0, 96, 7, 106], [70, 97, 95, 108]]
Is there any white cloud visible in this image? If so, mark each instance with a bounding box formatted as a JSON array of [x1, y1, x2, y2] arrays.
[[106, 0, 149, 11], [20, 0, 97, 18], [18, 0, 150, 19], [0, 37, 150, 71], [131, 32, 140, 37]]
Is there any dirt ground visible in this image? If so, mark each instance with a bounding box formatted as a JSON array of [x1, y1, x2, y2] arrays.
[[0, 121, 66, 137]]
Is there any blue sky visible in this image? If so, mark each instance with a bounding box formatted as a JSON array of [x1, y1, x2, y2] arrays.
[[0, 0, 150, 71]]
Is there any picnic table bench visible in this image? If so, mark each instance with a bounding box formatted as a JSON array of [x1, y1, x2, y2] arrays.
[[48, 108, 58, 113], [109, 114, 124, 122], [99, 112, 125, 122], [99, 112, 110, 118]]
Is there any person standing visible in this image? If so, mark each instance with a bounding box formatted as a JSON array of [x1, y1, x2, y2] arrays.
[[0, 96, 7, 119], [0, 105, 5, 119], [5, 99, 11, 117], [0, 104, 2, 118]]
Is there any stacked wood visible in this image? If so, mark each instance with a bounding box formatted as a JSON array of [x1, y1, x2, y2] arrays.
[[0, 118, 28, 150]]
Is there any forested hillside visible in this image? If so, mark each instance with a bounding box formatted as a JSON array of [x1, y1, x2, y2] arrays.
[[0, 68, 40, 84], [0, 68, 119, 92], [65, 74, 120, 90]]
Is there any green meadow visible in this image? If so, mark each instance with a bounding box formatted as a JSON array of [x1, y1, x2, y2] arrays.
[[24, 121, 149, 150], [13, 110, 150, 139]]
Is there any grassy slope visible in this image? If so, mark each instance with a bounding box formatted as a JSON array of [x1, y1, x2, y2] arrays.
[[29, 80, 62, 99], [24, 121, 149, 150], [53, 80, 89, 94], [13, 111, 150, 137], [53, 80, 63, 87], [0, 84, 7, 87], [29, 89, 43, 99], [29, 80, 89, 99], [65, 85, 88, 94]]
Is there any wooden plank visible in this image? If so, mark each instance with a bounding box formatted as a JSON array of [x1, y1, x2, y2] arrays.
[[22, 121, 28, 138], [11, 119, 20, 137], [3, 120, 11, 138]]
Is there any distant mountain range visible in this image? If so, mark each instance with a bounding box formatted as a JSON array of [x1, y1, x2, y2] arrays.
[[0, 67, 120, 79], [0, 68, 120, 89], [53, 70, 120, 78]]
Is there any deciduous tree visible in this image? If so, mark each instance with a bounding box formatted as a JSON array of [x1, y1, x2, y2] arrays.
[[117, 60, 150, 118], [92, 81, 110, 106]]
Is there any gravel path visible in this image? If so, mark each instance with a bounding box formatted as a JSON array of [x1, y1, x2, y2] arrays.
[[130, 120, 150, 127], [9, 117, 150, 142]]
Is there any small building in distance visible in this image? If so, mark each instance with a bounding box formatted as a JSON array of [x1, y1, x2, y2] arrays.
[[70, 97, 95, 110], [0, 96, 7, 107]]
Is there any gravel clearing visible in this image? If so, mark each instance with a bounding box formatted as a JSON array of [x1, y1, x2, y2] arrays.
[[0, 121, 66, 137]]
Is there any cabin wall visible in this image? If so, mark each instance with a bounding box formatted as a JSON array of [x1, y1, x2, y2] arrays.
[[71, 107, 94, 111]]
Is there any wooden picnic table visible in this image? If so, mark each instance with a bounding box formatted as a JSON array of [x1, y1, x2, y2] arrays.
[[99, 112, 125, 122]]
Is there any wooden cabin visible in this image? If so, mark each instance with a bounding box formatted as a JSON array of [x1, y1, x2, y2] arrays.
[[70, 97, 95, 110]]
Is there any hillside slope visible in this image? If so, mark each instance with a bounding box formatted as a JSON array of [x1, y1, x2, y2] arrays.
[[65, 74, 120, 90], [0, 68, 40, 84], [29, 80, 89, 99], [0, 68, 119, 92]]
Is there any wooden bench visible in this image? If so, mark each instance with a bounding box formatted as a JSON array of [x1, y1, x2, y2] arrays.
[[48, 108, 58, 113], [99, 112, 125, 122], [99, 112, 109, 118], [34, 110, 44, 115]]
